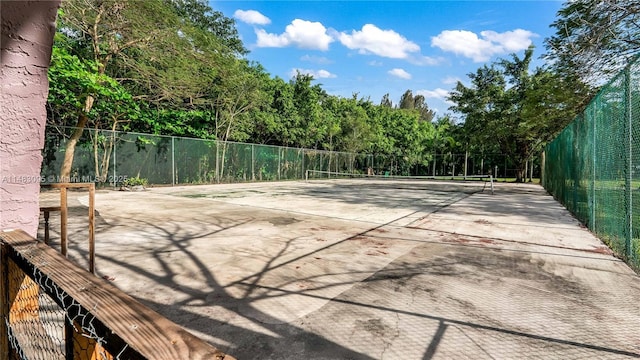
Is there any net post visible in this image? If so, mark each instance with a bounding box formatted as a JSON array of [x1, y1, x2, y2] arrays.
[[305, 169, 309, 183], [490, 175, 494, 195]]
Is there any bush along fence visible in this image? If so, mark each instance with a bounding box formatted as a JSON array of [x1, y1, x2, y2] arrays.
[[42, 125, 539, 186], [543, 56, 640, 269]]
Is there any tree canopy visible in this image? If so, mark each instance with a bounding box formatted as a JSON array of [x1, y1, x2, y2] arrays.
[[46, 0, 601, 182], [448, 47, 588, 182], [545, 0, 640, 84]]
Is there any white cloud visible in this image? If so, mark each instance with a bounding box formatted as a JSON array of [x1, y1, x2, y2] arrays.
[[289, 68, 337, 79], [418, 88, 449, 99], [442, 76, 462, 85], [338, 24, 420, 59], [417, 88, 455, 105], [234, 10, 271, 25], [431, 29, 537, 62], [256, 19, 333, 50], [409, 55, 446, 66], [481, 30, 536, 52], [388, 68, 412, 80], [300, 54, 333, 64], [368, 60, 383, 66]]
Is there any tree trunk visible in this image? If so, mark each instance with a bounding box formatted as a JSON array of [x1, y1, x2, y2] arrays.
[[60, 95, 94, 180], [432, 155, 436, 176], [59, 115, 87, 181], [96, 127, 115, 183]]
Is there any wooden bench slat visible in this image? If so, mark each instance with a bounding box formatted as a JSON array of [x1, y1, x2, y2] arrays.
[[1, 230, 234, 360]]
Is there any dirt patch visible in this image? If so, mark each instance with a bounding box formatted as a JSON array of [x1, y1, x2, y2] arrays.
[[355, 318, 390, 338], [268, 217, 301, 226], [446, 235, 473, 244], [587, 246, 614, 255]]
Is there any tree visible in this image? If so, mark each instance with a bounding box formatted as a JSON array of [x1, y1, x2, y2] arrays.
[[55, 0, 184, 179], [428, 116, 458, 176], [254, 76, 303, 146], [521, 68, 591, 145], [380, 93, 393, 108], [47, 41, 138, 181], [363, 102, 434, 175], [398, 89, 414, 110], [450, 46, 588, 182], [545, 0, 640, 84], [291, 72, 327, 149], [449, 64, 507, 152], [210, 60, 267, 181], [331, 97, 372, 154], [169, 0, 246, 56], [413, 94, 436, 122], [398, 89, 435, 122], [52, 0, 246, 180], [449, 47, 528, 182]]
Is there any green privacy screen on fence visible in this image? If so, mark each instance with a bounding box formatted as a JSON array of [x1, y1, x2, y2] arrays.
[[42, 126, 539, 186], [543, 56, 640, 269], [42, 127, 377, 185]]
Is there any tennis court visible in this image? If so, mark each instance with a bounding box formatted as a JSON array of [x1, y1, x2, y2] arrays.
[[40, 178, 640, 359]]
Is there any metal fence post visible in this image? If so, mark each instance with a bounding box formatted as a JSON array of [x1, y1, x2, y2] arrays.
[[301, 148, 305, 179], [171, 136, 175, 186], [215, 140, 220, 183], [540, 151, 545, 186], [591, 101, 597, 230], [464, 151, 468, 179], [625, 65, 633, 260], [113, 135, 117, 189]]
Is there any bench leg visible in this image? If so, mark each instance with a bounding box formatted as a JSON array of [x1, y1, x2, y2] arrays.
[[43, 211, 50, 245]]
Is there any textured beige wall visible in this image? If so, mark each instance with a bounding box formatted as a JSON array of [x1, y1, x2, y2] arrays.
[[1, 1, 60, 236]]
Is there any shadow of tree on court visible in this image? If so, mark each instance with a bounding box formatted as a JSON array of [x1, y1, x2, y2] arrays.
[[89, 215, 640, 360], [93, 217, 379, 359], [40, 189, 640, 359], [292, 182, 582, 229]]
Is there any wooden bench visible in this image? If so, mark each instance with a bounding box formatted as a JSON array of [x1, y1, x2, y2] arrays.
[[1, 229, 235, 360]]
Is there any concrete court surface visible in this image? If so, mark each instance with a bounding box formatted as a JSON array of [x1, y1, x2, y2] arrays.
[[39, 180, 640, 359]]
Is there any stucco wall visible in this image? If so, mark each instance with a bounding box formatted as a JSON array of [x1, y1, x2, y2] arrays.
[[1, 1, 60, 236]]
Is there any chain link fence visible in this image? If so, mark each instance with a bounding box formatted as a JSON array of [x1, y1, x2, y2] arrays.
[[42, 126, 537, 186], [42, 126, 378, 186], [543, 56, 640, 269], [3, 237, 134, 359]]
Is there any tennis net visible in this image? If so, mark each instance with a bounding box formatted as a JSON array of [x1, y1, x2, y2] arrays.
[[304, 170, 494, 194]]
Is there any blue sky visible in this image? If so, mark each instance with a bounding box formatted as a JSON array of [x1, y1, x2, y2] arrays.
[[210, 0, 563, 117]]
